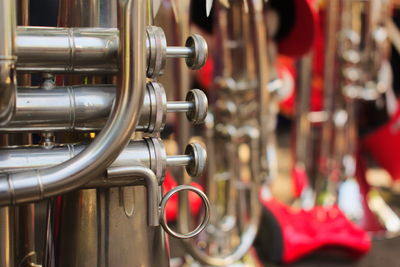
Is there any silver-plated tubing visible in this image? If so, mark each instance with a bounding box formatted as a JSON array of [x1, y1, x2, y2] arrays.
[[165, 47, 193, 58], [105, 166, 159, 227], [0, 0, 146, 206], [166, 102, 194, 113], [15, 26, 208, 75], [159, 185, 210, 239], [0, 0, 17, 126], [16, 27, 119, 73], [0, 83, 206, 133], [0, 138, 206, 182], [0, 138, 165, 179], [8, 85, 115, 132]]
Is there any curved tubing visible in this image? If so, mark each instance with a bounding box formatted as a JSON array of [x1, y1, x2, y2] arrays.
[[0, 0, 17, 126], [0, 0, 146, 205], [107, 166, 159, 226], [179, 1, 265, 265], [181, 130, 261, 266]]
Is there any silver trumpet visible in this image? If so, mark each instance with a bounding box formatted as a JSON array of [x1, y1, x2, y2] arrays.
[[0, 0, 210, 266]]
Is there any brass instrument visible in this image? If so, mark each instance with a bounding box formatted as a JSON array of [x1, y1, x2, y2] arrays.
[[0, 1, 210, 266]]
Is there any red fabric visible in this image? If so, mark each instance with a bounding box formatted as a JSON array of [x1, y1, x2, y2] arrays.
[[291, 165, 309, 197], [362, 106, 400, 181], [259, 193, 371, 264], [163, 171, 204, 222], [278, 0, 318, 58], [197, 58, 214, 91]]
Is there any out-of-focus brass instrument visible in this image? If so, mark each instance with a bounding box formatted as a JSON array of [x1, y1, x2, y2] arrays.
[[172, 0, 273, 265], [294, 0, 400, 235], [0, 1, 211, 266]]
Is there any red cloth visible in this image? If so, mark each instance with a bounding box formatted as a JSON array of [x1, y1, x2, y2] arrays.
[[278, 0, 318, 58], [259, 192, 371, 264], [163, 171, 204, 222], [362, 106, 400, 181]]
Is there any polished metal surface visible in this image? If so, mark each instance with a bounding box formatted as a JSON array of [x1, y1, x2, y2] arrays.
[[54, 187, 170, 267], [0, 83, 206, 133], [0, 0, 147, 206], [0, 0, 211, 266], [0, 138, 201, 179], [15, 25, 208, 76], [16, 27, 119, 73], [160, 185, 210, 239]]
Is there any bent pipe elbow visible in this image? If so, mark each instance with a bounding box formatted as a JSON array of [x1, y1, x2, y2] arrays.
[[107, 166, 159, 226], [0, 0, 146, 206]]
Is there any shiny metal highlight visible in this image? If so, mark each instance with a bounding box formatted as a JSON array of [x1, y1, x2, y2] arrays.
[[0, 0, 146, 206]]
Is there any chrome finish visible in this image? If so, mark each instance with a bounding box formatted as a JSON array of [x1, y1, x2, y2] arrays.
[[160, 185, 210, 239], [167, 102, 194, 112], [0, 0, 210, 266], [107, 165, 159, 226], [0, 0, 146, 206], [54, 187, 170, 267], [15, 26, 208, 76], [166, 155, 192, 166], [16, 27, 119, 73], [166, 46, 192, 57], [0, 82, 206, 132], [0, 138, 206, 182], [146, 26, 208, 77]]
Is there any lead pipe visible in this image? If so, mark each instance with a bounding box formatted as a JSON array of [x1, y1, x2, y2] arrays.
[[0, 0, 146, 206], [0, 0, 17, 126]]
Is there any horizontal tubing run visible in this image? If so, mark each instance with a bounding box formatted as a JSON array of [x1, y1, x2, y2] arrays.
[[16, 27, 119, 73], [0, 140, 161, 179], [15, 27, 194, 73], [0, 85, 195, 132]]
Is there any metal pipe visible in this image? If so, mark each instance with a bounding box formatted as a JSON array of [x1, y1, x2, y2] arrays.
[[0, 137, 207, 182], [8, 85, 115, 131], [106, 166, 159, 226], [166, 101, 193, 112], [15, 26, 204, 74], [0, 207, 14, 267], [0, 84, 201, 132], [0, 0, 146, 206], [165, 46, 192, 58], [166, 155, 192, 166], [0, 140, 161, 177], [0, 0, 17, 125], [16, 27, 119, 73]]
